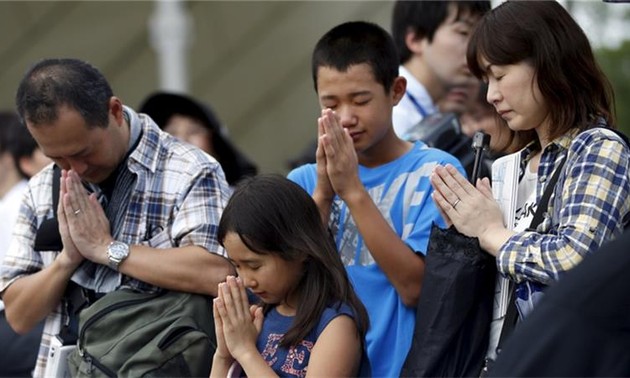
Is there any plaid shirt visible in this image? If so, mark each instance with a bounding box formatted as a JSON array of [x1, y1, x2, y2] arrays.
[[498, 127, 630, 285], [0, 108, 231, 376]]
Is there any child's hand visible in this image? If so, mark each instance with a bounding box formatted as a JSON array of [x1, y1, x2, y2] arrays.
[[319, 109, 361, 199], [315, 111, 334, 201], [216, 276, 263, 361], [212, 296, 233, 362], [250, 304, 264, 334]]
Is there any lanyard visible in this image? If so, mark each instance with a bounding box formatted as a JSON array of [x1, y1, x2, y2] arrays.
[[406, 90, 428, 118]]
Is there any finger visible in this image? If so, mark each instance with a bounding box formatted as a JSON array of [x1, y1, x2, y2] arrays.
[[316, 134, 327, 161], [226, 276, 245, 320], [477, 177, 494, 199], [213, 298, 224, 327], [236, 277, 250, 312], [431, 191, 453, 225], [58, 172, 68, 220], [87, 193, 106, 219], [430, 166, 461, 208], [444, 164, 476, 196], [321, 127, 336, 160], [214, 297, 230, 330], [249, 305, 259, 320], [220, 279, 240, 324], [253, 307, 264, 333], [322, 110, 343, 150], [217, 283, 236, 327], [218, 282, 230, 307], [65, 172, 87, 216], [317, 115, 326, 138]]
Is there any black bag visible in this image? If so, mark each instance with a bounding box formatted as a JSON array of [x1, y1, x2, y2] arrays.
[[401, 225, 496, 377], [67, 289, 216, 377], [401, 133, 495, 377]]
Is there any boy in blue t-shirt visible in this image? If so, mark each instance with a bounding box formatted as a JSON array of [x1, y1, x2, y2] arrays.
[[288, 21, 465, 377]]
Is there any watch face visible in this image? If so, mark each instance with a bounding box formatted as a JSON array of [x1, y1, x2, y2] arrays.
[[110, 242, 129, 259]]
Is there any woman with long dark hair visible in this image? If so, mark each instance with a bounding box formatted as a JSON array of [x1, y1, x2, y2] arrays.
[[430, 0, 630, 367]]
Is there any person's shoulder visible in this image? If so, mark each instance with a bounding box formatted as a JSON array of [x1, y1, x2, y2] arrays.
[[27, 164, 55, 194], [570, 127, 630, 157], [138, 121, 221, 172], [315, 302, 356, 335], [287, 163, 317, 182], [405, 141, 463, 167], [577, 127, 628, 146]]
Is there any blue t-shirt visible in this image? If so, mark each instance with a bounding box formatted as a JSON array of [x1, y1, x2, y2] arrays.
[[255, 303, 356, 377], [288, 141, 464, 378]]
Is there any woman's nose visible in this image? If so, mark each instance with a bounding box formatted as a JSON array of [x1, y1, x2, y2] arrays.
[[486, 81, 501, 107]]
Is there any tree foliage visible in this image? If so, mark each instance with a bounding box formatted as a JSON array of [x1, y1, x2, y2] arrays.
[[596, 40, 630, 135]]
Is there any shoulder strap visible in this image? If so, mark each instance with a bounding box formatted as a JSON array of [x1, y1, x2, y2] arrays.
[[497, 157, 567, 356], [527, 158, 567, 231]]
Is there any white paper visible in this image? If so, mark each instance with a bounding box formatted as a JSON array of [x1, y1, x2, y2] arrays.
[[492, 152, 520, 230], [490, 152, 520, 319]]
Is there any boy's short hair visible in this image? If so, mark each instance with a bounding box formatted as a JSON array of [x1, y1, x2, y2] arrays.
[[391, 1, 491, 64], [311, 21, 399, 93]]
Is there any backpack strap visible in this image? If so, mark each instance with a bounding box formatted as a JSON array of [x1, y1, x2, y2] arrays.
[[52, 165, 61, 211]]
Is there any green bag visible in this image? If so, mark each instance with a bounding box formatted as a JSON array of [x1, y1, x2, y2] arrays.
[[67, 289, 216, 377]]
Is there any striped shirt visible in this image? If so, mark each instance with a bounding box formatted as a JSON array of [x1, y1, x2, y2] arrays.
[[498, 127, 630, 285], [0, 107, 231, 376]]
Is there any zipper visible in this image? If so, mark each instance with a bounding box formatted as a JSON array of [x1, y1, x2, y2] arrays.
[[83, 350, 117, 377]]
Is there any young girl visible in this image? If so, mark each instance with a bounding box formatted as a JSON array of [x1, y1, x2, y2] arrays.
[[429, 0, 630, 365], [209, 174, 369, 378]]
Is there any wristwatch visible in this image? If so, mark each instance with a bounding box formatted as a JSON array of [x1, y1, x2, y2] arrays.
[[107, 241, 130, 271]]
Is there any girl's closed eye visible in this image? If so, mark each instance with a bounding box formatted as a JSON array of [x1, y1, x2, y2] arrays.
[[246, 263, 261, 271]]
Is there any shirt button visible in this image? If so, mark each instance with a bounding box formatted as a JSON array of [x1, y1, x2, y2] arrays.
[[539, 175, 547, 183]]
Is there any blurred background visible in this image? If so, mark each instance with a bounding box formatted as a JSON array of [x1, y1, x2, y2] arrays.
[[0, 0, 628, 175]]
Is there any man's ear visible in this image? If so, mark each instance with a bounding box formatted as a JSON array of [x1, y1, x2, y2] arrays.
[[108, 96, 125, 126], [405, 28, 426, 55], [391, 76, 407, 106]]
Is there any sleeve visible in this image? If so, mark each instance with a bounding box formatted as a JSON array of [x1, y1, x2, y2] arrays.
[[498, 133, 630, 284], [0, 178, 50, 294], [170, 163, 232, 256], [315, 303, 355, 335], [287, 164, 317, 194]]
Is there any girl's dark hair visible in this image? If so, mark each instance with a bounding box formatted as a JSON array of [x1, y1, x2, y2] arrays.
[[217, 174, 369, 347], [467, 1, 615, 144]]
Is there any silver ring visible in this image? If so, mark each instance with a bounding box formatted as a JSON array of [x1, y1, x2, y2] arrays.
[[73, 209, 82, 215], [452, 198, 461, 210]]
